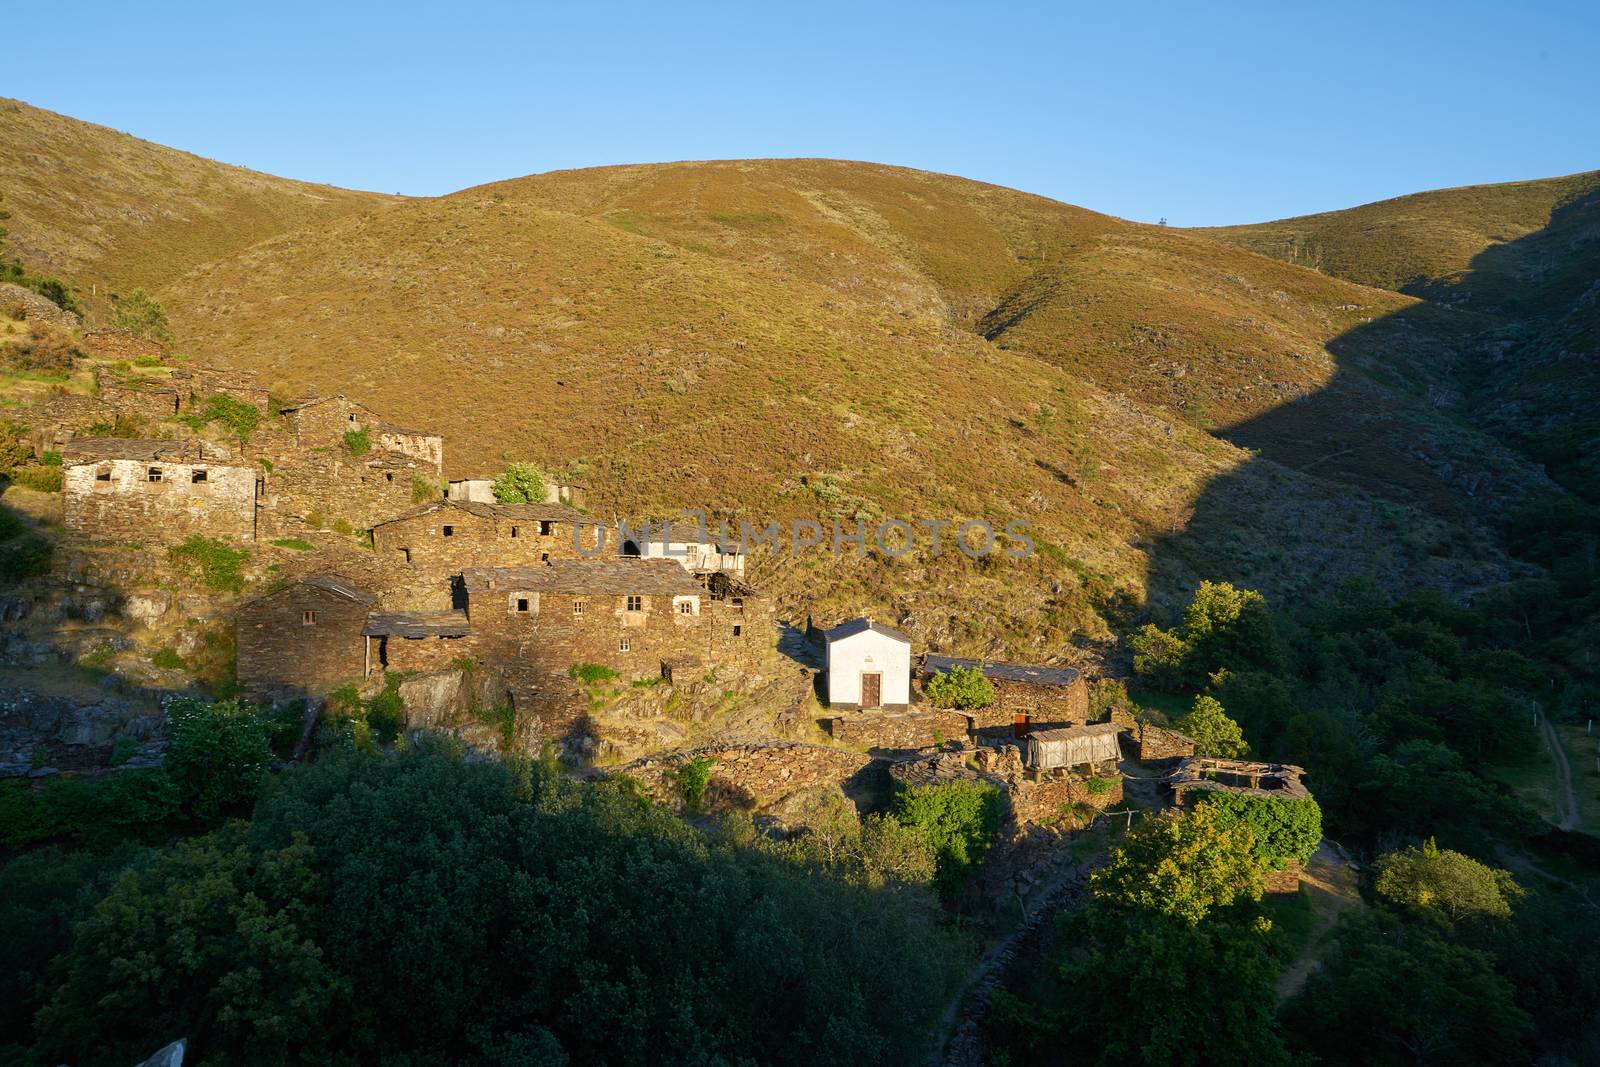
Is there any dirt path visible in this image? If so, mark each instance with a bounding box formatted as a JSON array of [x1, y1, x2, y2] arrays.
[[1540, 714, 1581, 831], [1274, 842, 1360, 1000]]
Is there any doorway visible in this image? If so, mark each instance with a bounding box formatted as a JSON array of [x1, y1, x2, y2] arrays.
[[860, 672, 882, 709]]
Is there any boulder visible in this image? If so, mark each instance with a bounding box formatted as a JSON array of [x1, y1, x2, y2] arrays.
[[125, 590, 173, 626]]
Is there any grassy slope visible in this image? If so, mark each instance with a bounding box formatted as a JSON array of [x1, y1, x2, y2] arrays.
[[155, 159, 1541, 651], [1198, 170, 1600, 496], [0, 98, 394, 300]]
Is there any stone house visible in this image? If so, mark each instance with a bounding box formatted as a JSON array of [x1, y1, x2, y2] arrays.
[[448, 476, 588, 508], [62, 437, 258, 545], [363, 610, 473, 675], [920, 655, 1089, 737], [97, 376, 183, 421], [824, 618, 911, 710], [174, 367, 273, 412], [461, 558, 772, 710], [236, 573, 377, 695], [371, 499, 603, 599], [280, 394, 443, 474], [620, 520, 746, 577]]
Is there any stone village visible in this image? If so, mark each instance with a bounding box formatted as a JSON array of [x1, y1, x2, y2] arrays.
[[8, 353, 1315, 891]]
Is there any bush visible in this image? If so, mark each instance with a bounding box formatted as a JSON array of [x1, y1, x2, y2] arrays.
[[411, 472, 440, 503], [39, 450, 60, 466], [10, 464, 62, 492], [2, 322, 80, 372], [167, 535, 249, 593], [893, 778, 1004, 896], [1091, 805, 1263, 924], [1374, 838, 1524, 921], [163, 697, 273, 819], [150, 647, 188, 671], [342, 427, 370, 457], [184, 394, 260, 443], [1194, 791, 1322, 869], [365, 675, 406, 744], [676, 756, 715, 813], [568, 662, 619, 685], [1085, 775, 1116, 795], [1175, 694, 1250, 758], [110, 288, 172, 343], [0, 505, 23, 541], [331, 517, 354, 536], [0, 535, 52, 579], [491, 461, 547, 504], [923, 664, 996, 709], [270, 537, 314, 551]]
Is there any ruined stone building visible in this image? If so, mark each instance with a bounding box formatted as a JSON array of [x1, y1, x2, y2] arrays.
[[280, 395, 442, 473], [920, 655, 1089, 737], [363, 610, 473, 675], [448, 476, 587, 508], [618, 521, 747, 576], [97, 376, 183, 421], [371, 499, 603, 591], [235, 573, 378, 695], [62, 437, 258, 545], [1166, 756, 1309, 807], [460, 558, 772, 707], [824, 619, 912, 710]]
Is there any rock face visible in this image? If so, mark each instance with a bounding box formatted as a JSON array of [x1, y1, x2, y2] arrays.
[[0, 687, 167, 776], [125, 590, 174, 626], [396, 666, 512, 730], [0, 282, 80, 327]]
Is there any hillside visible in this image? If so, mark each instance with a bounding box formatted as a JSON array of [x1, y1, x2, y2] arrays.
[[1200, 170, 1600, 497], [0, 98, 394, 301], [151, 159, 1550, 649]]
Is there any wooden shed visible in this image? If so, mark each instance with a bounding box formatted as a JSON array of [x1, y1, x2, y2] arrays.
[[1024, 723, 1123, 773]]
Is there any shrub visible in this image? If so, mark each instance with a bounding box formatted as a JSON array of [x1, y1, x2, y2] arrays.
[[492, 461, 547, 504], [185, 394, 261, 443], [303, 511, 325, 529], [411, 472, 440, 503], [1091, 805, 1263, 924], [1085, 775, 1116, 795], [1175, 694, 1250, 758], [676, 756, 715, 812], [28, 275, 81, 315], [342, 427, 370, 457], [2, 322, 80, 372], [0, 535, 52, 579], [151, 647, 188, 672], [163, 697, 273, 819], [167, 536, 249, 593], [923, 664, 996, 709], [108, 736, 138, 767], [893, 778, 1004, 896], [366, 675, 406, 744], [110, 288, 172, 343], [1194, 790, 1322, 868], [331, 517, 354, 536], [568, 662, 619, 685], [39, 450, 60, 466], [10, 464, 62, 492]]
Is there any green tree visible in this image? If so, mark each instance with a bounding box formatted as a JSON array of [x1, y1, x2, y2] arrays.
[[163, 697, 273, 819], [1374, 838, 1524, 922], [1174, 694, 1250, 757], [492, 461, 548, 504], [892, 779, 1004, 896], [110, 288, 172, 343], [1090, 806, 1262, 925], [1283, 910, 1532, 1066], [922, 664, 996, 709]]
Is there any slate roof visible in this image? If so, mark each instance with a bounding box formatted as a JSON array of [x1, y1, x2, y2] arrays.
[[363, 610, 471, 638], [461, 559, 705, 596], [1165, 757, 1311, 800], [299, 573, 379, 605], [824, 618, 911, 644], [61, 437, 226, 463], [372, 498, 598, 528], [921, 655, 1081, 688], [625, 521, 741, 547]]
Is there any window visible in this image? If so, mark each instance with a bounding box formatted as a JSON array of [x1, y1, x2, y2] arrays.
[[626, 595, 643, 612], [572, 599, 584, 616], [619, 636, 631, 652], [442, 525, 454, 538], [516, 598, 530, 613], [95, 469, 110, 482], [510, 526, 520, 538], [733, 625, 742, 637], [191, 469, 208, 484], [540, 552, 550, 563], [678, 600, 696, 615], [400, 548, 411, 564], [385, 472, 394, 482], [539, 520, 554, 536], [303, 610, 317, 626], [147, 467, 163, 483]]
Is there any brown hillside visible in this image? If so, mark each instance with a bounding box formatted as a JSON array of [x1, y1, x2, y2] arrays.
[[156, 160, 1543, 650], [0, 98, 395, 296]]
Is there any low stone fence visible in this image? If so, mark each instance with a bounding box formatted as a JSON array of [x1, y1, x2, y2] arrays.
[[611, 740, 875, 810], [1012, 772, 1124, 826], [827, 708, 970, 750]]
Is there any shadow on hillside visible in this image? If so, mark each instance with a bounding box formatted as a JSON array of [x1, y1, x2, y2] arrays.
[[1139, 197, 1596, 615]]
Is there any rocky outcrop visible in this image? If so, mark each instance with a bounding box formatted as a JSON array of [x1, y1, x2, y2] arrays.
[[0, 687, 167, 776], [0, 282, 80, 327]]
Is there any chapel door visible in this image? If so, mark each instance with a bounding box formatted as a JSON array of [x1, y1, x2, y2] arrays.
[[1013, 712, 1030, 737], [860, 672, 882, 709]]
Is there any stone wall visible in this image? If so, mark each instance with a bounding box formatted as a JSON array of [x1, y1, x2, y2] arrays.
[[372, 506, 600, 598], [612, 740, 875, 810], [1012, 772, 1124, 826], [1137, 723, 1195, 761], [376, 632, 476, 675], [0, 283, 80, 327], [827, 708, 971, 750], [928, 675, 1089, 733], [236, 583, 370, 696], [182, 369, 272, 412], [254, 448, 426, 536], [99, 380, 182, 420], [1263, 858, 1303, 895], [81, 328, 161, 362], [63, 457, 256, 545]]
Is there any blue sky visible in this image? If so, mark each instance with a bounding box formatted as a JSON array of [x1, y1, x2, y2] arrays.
[[7, 1, 1597, 225]]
